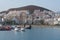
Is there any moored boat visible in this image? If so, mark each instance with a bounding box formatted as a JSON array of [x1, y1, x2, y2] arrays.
[[14, 27, 19, 31], [20, 27, 25, 31], [25, 25, 32, 29], [0, 25, 11, 31]]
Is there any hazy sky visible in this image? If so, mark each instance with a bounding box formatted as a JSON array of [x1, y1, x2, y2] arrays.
[[0, 0, 60, 12]]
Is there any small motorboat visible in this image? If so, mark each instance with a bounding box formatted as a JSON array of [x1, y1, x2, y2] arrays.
[[14, 27, 19, 31], [0, 26, 11, 31], [25, 25, 32, 29], [20, 27, 25, 31]]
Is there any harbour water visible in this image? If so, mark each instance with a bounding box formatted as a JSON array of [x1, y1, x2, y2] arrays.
[[0, 26, 60, 40]]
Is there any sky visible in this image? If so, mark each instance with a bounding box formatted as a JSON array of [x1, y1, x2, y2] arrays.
[[0, 0, 60, 12]]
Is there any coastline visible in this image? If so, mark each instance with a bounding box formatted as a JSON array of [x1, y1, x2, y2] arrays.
[[31, 25, 60, 28], [12, 24, 60, 28]]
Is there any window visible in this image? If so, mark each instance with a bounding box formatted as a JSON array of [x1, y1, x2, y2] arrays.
[[36, 17, 39, 19]]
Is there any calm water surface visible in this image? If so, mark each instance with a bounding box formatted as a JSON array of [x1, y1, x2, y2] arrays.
[[0, 26, 60, 40]]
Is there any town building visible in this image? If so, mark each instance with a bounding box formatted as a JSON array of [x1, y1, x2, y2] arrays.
[[0, 5, 55, 25]]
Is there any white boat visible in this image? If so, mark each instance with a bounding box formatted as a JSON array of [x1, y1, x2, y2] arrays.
[[25, 25, 31, 29], [20, 28, 25, 31], [14, 27, 19, 31]]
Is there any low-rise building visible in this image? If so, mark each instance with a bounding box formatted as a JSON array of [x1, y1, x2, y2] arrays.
[[44, 18, 54, 25], [27, 14, 32, 24]]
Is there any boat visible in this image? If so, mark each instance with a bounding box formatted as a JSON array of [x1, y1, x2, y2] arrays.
[[20, 27, 25, 31], [14, 25, 25, 31], [25, 25, 32, 29], [0, 26, 11, 31], [14, 27, 25, 32], [14, 27, 19, 31]]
